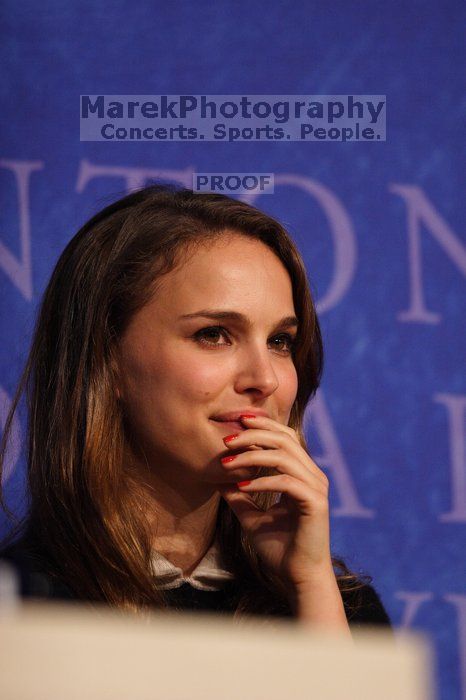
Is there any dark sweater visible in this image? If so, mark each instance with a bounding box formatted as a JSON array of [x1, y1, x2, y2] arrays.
[[0, 540, 392, 631]]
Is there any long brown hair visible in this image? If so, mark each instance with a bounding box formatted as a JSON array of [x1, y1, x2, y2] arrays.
[[0, 183, 371, 618]]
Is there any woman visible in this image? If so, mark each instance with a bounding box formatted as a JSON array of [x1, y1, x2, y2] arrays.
[[0, 183, 391, 634]]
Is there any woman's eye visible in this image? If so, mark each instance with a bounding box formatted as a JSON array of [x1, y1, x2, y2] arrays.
[[271, 334, 297, 353], [195, 326, 228, 346]]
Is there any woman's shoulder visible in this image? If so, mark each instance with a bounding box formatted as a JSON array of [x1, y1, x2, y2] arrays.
[[0, 535, 76, 601]]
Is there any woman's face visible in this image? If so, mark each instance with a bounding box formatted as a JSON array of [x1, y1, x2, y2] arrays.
[[115, 233, 299, 488]]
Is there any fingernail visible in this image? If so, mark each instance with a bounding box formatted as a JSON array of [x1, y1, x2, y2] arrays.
[[221, 455, 237, 463], [237, 480, 251, 487], [223, 434, 239, 443]]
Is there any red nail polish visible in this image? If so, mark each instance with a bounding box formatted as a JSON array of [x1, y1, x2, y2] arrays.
[[224, 434, 239, 442], [221, 455, 237, 463], [237, 480, 251, 487]]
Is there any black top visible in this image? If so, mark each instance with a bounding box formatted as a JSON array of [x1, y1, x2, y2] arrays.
[[0, 539, 392, 631]]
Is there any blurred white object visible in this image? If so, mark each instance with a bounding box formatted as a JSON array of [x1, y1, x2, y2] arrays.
[[0, 602, 435, 700]]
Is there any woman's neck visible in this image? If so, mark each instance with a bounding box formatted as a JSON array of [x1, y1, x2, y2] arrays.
[[123, 449, 222, 576]]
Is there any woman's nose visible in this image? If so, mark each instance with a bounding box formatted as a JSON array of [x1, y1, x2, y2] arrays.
[[233, 344, 279, 395]]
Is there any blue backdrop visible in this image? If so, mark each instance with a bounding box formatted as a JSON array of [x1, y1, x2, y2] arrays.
[[1, 2, 464, 699]]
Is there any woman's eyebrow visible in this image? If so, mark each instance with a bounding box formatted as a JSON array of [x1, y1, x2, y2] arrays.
[[178, 309, 299, 329]]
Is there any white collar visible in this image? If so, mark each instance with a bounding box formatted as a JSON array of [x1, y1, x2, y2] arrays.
[[150, 537, 235, 592]]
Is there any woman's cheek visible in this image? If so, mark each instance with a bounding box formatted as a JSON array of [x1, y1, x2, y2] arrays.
[[181, 359, 226, 397]]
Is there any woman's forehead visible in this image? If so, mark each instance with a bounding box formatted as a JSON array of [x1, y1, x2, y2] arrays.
[[157, 243, 293, 308], [169, 235, 289, 283], [131, 239, 296, 332]]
